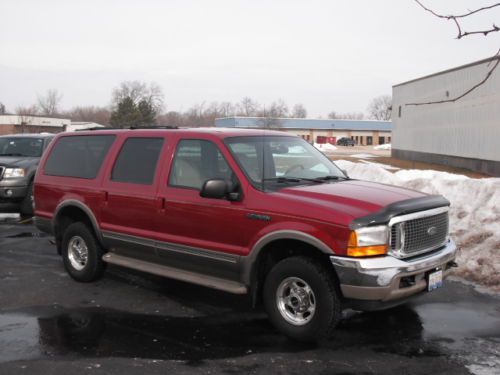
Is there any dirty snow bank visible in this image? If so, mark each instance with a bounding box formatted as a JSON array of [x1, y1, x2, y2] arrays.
[[374, 143, 391, 150], [336, 160, 500, 291]]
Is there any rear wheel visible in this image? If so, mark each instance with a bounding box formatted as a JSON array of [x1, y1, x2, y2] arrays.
[[263, 256, 341, 341], [62, 222, 106, 282]]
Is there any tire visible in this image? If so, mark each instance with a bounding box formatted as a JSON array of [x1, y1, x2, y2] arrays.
[[263, 256, 341, 342], [61, 222, 106, 282], [19, 181, 34, 217]]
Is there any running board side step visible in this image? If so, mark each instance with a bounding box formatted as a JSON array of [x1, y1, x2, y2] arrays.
[[102, 253, 248, 295]]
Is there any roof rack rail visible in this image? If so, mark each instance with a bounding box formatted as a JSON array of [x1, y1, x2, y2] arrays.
[[76, 125, 179, 131]]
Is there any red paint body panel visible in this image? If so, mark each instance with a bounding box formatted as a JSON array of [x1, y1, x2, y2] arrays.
[[34, 128, 427, 257]]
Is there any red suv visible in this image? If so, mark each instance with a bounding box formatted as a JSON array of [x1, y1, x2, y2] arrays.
[[34, 128, 456, 341]]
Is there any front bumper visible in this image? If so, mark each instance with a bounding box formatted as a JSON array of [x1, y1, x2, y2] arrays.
[[0, 184, 29, 212], [330, 239, 457, 309]]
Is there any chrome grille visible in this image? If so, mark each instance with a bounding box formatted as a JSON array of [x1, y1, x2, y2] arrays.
[[390, 208, 449, 258]]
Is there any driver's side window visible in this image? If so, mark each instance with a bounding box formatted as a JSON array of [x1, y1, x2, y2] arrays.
[[169, 139, 235, 190]]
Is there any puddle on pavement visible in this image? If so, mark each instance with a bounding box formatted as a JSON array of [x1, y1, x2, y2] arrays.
[[1, 301, 498, 364], [2, 232, 49, 239]]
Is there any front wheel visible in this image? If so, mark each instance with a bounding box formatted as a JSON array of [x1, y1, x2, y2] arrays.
[[263, 256, 341, 341]]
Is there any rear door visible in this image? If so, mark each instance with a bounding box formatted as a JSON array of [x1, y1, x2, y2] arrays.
[[100, 135, 167, 261]]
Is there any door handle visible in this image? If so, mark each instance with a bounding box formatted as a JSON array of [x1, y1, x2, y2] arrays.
[[159, 197, 166, 212], [103, 191, 109, 202]]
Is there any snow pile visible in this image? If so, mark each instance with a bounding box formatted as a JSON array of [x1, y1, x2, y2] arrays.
[[314, 143, 337, 152], [336, 160, 500, 291], [374, 143, 391, 150]]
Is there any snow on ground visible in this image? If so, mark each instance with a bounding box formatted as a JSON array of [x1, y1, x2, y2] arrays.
[[336, 159, 500, 291], [374, 143, 391, 150], [313, 143, 337, 152]]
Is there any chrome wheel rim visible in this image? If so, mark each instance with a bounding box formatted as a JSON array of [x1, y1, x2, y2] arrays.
[[276, 277, 316, 326], [68, 236, 89, 271]]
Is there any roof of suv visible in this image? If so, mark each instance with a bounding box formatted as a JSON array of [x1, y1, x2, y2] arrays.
[[66, 127, 296, 139]]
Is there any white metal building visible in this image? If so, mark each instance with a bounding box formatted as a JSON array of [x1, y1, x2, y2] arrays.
[[392, 56, 500, 176], [0, 114, 70, 135]]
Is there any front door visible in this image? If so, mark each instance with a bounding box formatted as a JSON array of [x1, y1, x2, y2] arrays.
[[154, 137, 251, 281]]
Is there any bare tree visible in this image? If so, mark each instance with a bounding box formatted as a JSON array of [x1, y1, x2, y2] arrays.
[[328, 111, 364, 120], [16, 105, 39, 133], [408, 1, 500, 106], [0, 102, 6, 115], [367, 95, 392, 120], [219, 101, 235, 118], [64, 106, 111, 125], [257, 105, 282, 128], [292, 103, 307, 118], [237, 97, 259, 116], [37, 89, 62, 116], [112, 81, 164, 113]]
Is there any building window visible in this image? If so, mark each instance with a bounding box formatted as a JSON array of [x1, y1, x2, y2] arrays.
[[398, 106, 402, 118], [379, 136, 385, 144], [367, 136, 373, 145], [388, 136, 392, 143]]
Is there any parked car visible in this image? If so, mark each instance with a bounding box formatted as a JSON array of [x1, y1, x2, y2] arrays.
[[336, 137, 355, 146], [0, 133, 54, 217], [34, 128, 456, 341]]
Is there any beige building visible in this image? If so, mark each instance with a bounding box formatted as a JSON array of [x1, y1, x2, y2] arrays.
[[0, 114, 70, 135], [215, 117, 391, 146]]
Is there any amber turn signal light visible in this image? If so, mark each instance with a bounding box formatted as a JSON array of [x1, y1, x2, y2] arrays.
[[347, 231, 388, 257]]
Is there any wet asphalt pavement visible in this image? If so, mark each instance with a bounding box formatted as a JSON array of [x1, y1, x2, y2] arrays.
[[0, 215, 499, 375]]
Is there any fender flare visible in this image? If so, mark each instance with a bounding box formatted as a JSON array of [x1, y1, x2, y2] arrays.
[[53, 199, 104, 245], [241, 230, 334, 285]]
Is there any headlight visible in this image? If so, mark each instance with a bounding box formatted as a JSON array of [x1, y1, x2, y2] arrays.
[[3, 168, 26, 178], [347, 225, 388, 257]]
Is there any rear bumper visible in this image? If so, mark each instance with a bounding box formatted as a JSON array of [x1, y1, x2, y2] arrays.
[[330, 239, 457, 309]]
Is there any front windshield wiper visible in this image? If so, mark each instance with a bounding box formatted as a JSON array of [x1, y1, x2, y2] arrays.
[[0, 153, 24, 156], [263, 177, 325, 184], [313, 175, 350, 181]]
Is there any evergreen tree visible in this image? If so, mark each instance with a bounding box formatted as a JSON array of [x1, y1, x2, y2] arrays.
[[110, 97, 142, 127], [137, 99, 156, 125]]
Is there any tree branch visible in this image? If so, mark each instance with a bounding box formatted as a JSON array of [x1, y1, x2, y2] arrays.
[[414, 1, 500, 39]]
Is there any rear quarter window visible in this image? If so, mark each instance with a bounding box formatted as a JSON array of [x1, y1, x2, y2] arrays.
[[43, 135, 116, 179]]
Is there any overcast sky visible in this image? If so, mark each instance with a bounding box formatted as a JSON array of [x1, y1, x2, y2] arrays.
[[0, 0, 499, 117]]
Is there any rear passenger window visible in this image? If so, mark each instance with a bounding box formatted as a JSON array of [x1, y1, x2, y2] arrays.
[[169, 139, 232, 190], [111, 137, 164, 185], [44, 135, 115, 179]]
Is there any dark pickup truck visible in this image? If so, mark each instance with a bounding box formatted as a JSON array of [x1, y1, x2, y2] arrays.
[[0, 133, 54, 217]]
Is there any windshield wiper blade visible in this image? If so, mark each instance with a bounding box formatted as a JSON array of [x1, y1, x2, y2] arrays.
[[264, 177, 325, 184], [0, 153, 24, 156], [314, 175, 349, 181]]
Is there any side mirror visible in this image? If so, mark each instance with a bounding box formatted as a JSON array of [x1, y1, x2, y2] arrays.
[[200, 179, 228, 199]]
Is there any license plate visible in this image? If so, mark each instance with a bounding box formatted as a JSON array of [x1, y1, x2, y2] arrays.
[[428, 269, 443, 291]]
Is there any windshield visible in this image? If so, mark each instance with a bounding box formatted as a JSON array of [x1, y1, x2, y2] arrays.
[[0, 137, 45, 157], [225, 136, 346, 190]]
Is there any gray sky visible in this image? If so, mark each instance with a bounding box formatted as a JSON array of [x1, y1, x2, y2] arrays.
[[1, 0, 499, 117]]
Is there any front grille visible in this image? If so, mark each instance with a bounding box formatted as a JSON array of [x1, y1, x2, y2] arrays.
[[390, 211, 449, 257]]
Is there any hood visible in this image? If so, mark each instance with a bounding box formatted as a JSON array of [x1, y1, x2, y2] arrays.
[[0, 156, 39, 168], [273, 180, 427, 224]]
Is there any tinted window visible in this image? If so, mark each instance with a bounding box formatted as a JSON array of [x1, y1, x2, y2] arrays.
[[44, 135, 115, 179], [111, 137, 164, 185], [169, 139, 233, 190]]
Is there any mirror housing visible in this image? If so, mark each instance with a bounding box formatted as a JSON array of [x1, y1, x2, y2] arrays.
[[200, 179, 229, 199]]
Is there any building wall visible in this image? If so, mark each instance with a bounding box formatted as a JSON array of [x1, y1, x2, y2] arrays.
[[392, 58, 500, 171], [0, 124, 63, 136]]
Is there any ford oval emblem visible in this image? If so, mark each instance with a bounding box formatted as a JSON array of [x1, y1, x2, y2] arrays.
[[427, 226, 437, 236]]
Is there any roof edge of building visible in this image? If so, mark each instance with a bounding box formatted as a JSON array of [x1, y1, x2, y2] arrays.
[[393, 55, 500, 88]]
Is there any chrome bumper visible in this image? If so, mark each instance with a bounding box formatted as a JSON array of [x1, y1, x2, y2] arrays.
[[330, 239, 457, 303]]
